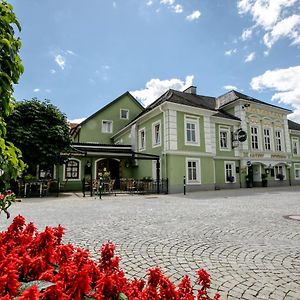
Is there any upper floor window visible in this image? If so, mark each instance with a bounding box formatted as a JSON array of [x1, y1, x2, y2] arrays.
[[65, 159, 80, 180], [219, 126, 230, 150], [102, 120, 113, 133], [263, 128, 271, 151], [275, 129, 282, 152], [251, 126, 259, 150], [185, 116, 199, 145], [152, 121, 161, 147], [139, 128, 146, 151], [225, 161, 236, 183], [292, 138, 299, 155], [186, 158, 200, 183], [120, 109, 129, 120]]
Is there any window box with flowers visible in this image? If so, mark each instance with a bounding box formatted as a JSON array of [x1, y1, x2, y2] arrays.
[[276, 173, 285, 181], [227, 176, 235, 183]]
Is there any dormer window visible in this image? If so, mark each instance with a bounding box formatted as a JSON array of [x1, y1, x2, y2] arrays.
[[102, 120, 113, 133], [120, 109, 129, 120]]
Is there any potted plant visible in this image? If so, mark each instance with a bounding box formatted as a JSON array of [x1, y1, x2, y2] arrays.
[[261, 173, 268, 187], [276, 173, 285, 181]]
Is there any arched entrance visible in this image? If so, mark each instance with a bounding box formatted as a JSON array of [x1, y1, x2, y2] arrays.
[[95, 158, 120, 180]]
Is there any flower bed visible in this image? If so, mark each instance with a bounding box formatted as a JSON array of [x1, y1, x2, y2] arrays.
[[0, 216, 220, 299]]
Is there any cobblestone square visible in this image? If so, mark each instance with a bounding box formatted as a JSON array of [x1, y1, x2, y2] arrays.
[[1, 187, 300, 299]]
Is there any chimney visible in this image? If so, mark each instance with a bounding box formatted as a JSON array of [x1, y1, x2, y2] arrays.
[[183, 86, 197, 95]]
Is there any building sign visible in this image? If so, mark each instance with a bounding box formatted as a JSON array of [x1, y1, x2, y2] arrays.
[[237, 130, 247, 142]]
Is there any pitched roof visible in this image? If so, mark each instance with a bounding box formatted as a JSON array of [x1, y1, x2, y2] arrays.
[[70, 91, 144, 136], [132, 89, 239, 122], [219, 90, 292, 112], [288, 120, 300, 131]]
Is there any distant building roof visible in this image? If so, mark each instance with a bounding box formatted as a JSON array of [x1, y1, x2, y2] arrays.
[[288, 120, 300, 131], [219, 90, 292, 112]]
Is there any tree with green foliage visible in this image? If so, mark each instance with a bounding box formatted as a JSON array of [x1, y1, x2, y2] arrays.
[[6, 99, 71, 175], [0, 1, 26, 192]]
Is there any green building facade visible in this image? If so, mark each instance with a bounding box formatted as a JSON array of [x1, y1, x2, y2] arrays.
[[57, 87, 300, 193]]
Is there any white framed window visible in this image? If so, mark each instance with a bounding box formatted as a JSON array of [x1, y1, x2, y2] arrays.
[[102, 120, 113, 133], [274, 165, 286, 180], [275, 129, 282, 152], [263, 128, 271, 151], [219, 126, 230, 150], [63, 158, 81, 181], [224, 161, 236, 183], [292, 138, 299, 155], [185, 116, 199, 146], [120, 109, 129, 120], [186, 158, 201, 184], [152, 120, 161, 147], [251, 126, 259, 150], [138, 128, 146, 151], [294, 163, 300, 179]]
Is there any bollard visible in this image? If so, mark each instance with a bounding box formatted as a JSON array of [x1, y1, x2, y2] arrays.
[[183, 176, 186, 195]]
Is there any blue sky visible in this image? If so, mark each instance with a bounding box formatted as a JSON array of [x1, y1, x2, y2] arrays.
[[10, 0, 300, 122]]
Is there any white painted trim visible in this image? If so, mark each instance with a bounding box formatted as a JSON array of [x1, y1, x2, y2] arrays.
[[274, 128, 283, 152], [294, 163, 300, 180], [186, 157, 201, 184], [184, 115, 200, 146], [152, 120, 162, 148], [120, 108, 129, 120], [219, 125, 231, 151], [138, 127, 146, 151], [102, 120, 113, 133], [292, 137, 300, 156], [224, 161, 236, 183], [274, 164, 286, 180], [262, 127, 272, 151], [63, 158, 81, 181]]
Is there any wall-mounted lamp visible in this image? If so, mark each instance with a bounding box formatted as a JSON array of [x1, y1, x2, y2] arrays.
[[86, 161, 91, 168]]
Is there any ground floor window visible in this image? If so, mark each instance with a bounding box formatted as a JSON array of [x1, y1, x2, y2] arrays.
[[294, 163, 300, 180], [186, 158, 200, 184], [274, 165, 285, 180], [225, 161, 236, 183], [65, 159, 80, 180]]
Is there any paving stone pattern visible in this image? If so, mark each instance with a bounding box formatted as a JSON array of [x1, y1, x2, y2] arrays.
[[1, 187, 300, 299]]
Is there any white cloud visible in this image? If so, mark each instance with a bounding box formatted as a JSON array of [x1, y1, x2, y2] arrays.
[[55, 54, 66, 70], [113, 1, 117, 8], [263, 14, 300, 48], [66, 49, 76, 56], [250, 65, 300, 122], [186, 10, 201, 21], [102, 65, 111, 70], [245, 51, 255, 62], [45, 89, 51, 93], [68, 117, 86, 124], [241, 28, 253, 40], [172, 4, 183, 13], [224, 85, 238, 91], [146, 0, 153, 5], [131, 75, 194, 107], [237, 0, 300, 49], [33, 88, 40, 92], [50, 69, 56, 74], [224, 48, 237, 56], [160, 0, 175, 4]]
